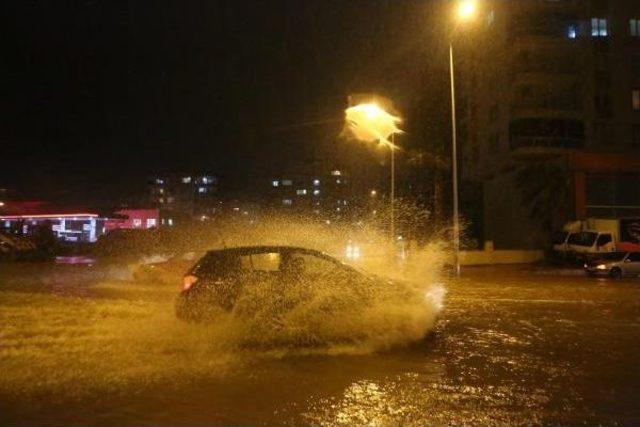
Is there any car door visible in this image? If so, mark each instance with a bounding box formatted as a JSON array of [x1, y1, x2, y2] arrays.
[[625, 252, 640, 276]]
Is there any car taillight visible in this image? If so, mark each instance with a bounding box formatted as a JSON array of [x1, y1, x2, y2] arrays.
[[182, 275, 198, 291]]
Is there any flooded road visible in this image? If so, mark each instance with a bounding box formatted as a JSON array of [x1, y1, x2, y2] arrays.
[[1, 263, 639, 426]]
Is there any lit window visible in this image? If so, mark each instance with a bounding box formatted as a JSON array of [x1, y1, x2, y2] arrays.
[[631, 19, 640, 37], [182, 176, 191, 184], [198, 187, 207, 194], [283, 198, 292, 206], [201, 176, 210, 184], [158, 188, 164, 194], [133, 219, 142, 228], [146, 218, 157, 228], [168, 218, 174, 226], [313, 179, 320, 186], [155, 178, 164, 185], [272, 180, 279, 187], [330, 170, 341, 176], [282, 179, 293, 186], [296, 189, 307, 195], [313, 189, 320, 196], [5, 221, 10, 228], [336, 179, 342, 184], [633, 89, 640, 110], [567, 24, 577, 39], [158, 197, 164, 204], [591, 18, 608, 37]]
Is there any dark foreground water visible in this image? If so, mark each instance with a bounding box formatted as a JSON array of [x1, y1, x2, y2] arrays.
[[1, 263, 639, 426]]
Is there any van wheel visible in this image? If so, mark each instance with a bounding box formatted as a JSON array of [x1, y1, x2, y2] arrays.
[[610, 268, 622, 279]]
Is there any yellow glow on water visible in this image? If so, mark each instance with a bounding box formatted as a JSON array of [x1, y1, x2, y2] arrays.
[[344, 103, 402, 149], [0, 214, 448, 401]]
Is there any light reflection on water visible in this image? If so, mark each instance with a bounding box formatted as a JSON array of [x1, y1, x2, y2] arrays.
[[1, 264, 640, 426]]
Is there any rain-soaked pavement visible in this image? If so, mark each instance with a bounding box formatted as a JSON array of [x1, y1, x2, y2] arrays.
[[1, 262, 639, 426]]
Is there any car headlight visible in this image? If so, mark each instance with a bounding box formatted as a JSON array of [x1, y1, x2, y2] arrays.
[[596, 264, 607, 270], [345, 244, 361, 260]]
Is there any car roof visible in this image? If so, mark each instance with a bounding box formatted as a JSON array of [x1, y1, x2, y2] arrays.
[[205, 245, 327, 257]]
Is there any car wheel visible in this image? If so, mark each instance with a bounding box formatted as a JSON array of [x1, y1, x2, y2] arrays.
[[610, 268, 622, 279]]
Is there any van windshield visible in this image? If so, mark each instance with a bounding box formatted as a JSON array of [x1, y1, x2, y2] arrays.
[[567, 231, 597, 247], [552, 231, 568, 244]]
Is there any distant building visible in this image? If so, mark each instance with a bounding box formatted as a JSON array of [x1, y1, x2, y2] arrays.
[[457, 0, 640, 249], [105, 209, 159, 232], [268, 169, 351, 219], [149, 172, 218, 224]]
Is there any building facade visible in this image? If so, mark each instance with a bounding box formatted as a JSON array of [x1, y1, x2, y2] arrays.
[[0, 203, 161, 243], [459, 0, 640, 249], [105, 209, 160, 232], [149, 172, 218, 224], [0, 201, 103, 243], [268, 169, 352, 219]]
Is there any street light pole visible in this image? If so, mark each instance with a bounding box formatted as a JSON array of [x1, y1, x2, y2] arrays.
[[390, 133, 395, 241], [344, 101, 402, 243], [449, 42, 461, 277]]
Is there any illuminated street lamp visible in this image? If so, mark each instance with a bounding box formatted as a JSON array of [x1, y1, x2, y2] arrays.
[[450, 0, 477, 276], [345, 102, 402, 240], [457, 0, 477, 21]]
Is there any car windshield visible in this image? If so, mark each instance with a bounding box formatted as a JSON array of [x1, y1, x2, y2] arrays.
[[567, 231, 597, 247]]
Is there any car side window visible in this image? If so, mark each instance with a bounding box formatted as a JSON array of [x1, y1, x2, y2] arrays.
[[288, 252, 340, 277], [240, 252, 281, 272], [193, 253, 240, 277], [597, 234, 612, 246]]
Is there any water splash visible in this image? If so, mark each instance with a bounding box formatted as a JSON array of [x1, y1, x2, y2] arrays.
[[0, 216, 448, 399]]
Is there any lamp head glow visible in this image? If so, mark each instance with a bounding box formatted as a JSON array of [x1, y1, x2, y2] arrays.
[[457, 0, 477, 21], [344, 102, 402, 149]]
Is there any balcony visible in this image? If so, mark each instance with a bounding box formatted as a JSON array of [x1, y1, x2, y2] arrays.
[[509, 117, 585, 156], [511, 136, 584, 153]]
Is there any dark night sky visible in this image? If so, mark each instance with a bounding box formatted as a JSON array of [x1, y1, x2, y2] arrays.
[[1, 1, 445, 206]]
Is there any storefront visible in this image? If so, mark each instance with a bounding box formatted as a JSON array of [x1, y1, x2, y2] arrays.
[[0, 213, 104, 243]]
